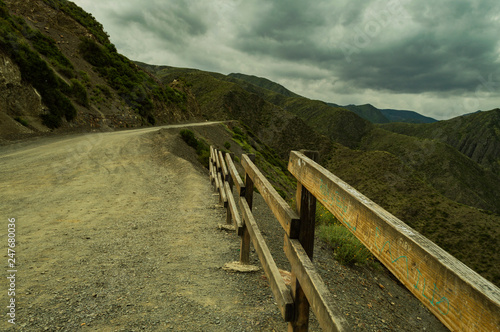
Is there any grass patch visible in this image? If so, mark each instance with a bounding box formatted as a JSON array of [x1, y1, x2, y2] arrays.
[[316, 203, 374, 266], [14, 116, 29, 127]]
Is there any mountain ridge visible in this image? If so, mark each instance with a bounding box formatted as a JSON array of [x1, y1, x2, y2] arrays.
[[381, 109, 500, 175]]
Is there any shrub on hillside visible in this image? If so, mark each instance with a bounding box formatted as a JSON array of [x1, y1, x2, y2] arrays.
[[0, 7, 77, 128], [180, 129, 198, 149], [316, 203, 374, 266], [179, 129, 210, 168], [71, 79, 89, 107]]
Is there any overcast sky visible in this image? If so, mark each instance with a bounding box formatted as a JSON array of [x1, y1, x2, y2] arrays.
[[72, 0, 500, 120]]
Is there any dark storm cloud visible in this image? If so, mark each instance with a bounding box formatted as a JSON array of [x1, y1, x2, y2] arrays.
[[73, 0, 500, 118], [334, 0, 500, 94], [232, 0, 500, 95], [108, 1, 210, 46]]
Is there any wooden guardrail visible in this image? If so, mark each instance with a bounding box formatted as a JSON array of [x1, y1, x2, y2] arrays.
[[210, 147, 500, 331], [288, 151, 500, 332], [210, 146, 350, 331]]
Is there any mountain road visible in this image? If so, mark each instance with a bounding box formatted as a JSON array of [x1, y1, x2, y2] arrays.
[[0, 123, 288, 331]]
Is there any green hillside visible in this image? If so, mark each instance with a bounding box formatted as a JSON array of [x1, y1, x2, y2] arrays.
[[381, 109, 500, 175], [326, 143, 499, 284], [360, 127, 500, 214], [228, 73, 300, 97], [380, 108, 437, 123]]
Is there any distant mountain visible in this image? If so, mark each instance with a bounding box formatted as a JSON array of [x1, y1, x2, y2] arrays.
[[337, 104, 391, 124], [226, 74, 436, 125], [380, 109, 438, 124], [381, 109, 500, 175], [332, 104, 437, 124]]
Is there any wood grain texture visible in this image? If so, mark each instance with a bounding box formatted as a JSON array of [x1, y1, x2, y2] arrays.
[[240, 198, 295, 321], [289, 150, 319, 332], [240, 155, 255, 264], [284, 236, 350, 332], [226, 152, 245, 197], [218, 150, 229, 182], [225, 181, 243, 234], [242, 154, 300, 238], [288, 151, 500, 332], [216, 171, 227, 208]]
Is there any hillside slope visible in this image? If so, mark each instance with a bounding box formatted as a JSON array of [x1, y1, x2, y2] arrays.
[[381, 109, 500, 175], [0, 0, 197, 140], [220, 68, 500, 214], [138, 64, 334, 161]]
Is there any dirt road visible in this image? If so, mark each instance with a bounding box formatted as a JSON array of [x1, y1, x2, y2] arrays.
[[0, 124, 287, 331]]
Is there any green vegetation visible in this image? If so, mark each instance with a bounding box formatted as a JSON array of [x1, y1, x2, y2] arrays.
[[381, 109, 500, 176], [43, 0, 110, 45], [14, 116, 29, 127], [227, 124, 296, 199], [180, 129, 210, 168], [0, 1, 76, 128], [78, 70, 91, 86], [71, 79, 89, 107], [316, 203, 374, 266], [79, 37, 185, 125], [29, 30, 74, 78], [96, 84, 112, 98]]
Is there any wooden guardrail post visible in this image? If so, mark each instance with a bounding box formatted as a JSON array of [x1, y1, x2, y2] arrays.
[[289, 150, 319, 332], [240, 154, 255, 264]]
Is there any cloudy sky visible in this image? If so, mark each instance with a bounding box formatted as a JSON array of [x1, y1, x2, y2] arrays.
[[72, 0, 500, 120]]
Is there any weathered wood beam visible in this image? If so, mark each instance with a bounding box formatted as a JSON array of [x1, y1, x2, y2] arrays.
[[240, 154, 255, 264], [240, 198, 295, 322], [288, 150, 500, 332], [225, 181, 243, 234], [218, 150, 229, 182], [226, 152, 245, 197], [289, 150, 319, 332], [284, 236, 350, 332], [241, 154, 300, 238], [217, 170, 228, 208]]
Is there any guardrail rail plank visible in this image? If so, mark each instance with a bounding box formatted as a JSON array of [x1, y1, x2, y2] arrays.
[[284, 236, 350, 332], [242, 154, 300, 238], [226, 152, 245, 196], [225, 181, 244, 234], [288, 150, 500, 332], [240, 197, 294, 321]]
